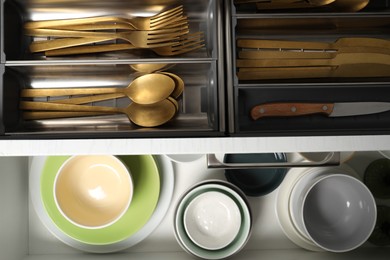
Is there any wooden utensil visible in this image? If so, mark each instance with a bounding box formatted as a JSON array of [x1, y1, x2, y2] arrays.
[[238, 46, 390, 60], [236, 38, 390, 50], [256, 0, 335, 10], [20, 73, 175, 105], [250, 101, 390, 120], [236, 53, 390, 67], [237, 63, 390, 80]]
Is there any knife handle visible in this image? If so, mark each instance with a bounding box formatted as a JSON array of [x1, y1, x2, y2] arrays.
[[250, 103, 334, 120]]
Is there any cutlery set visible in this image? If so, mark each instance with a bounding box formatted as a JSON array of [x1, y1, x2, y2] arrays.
[[236, 38, 390, 80], [25, 6, 205, 56], [20, 71, 185, 127]]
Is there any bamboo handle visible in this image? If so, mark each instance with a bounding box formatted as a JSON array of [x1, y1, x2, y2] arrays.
[[251, 103, 334, 120], [236, 38, 390, 50], [237, 39, 330, 49], [237, 66, 334, 80], [236, 53, 390, 68]]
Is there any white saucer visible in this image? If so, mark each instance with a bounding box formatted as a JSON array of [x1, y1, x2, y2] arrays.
[[29, 155, 174, 253]]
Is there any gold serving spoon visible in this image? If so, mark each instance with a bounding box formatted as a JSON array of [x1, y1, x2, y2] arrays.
[[20, 73, 175, 105], [20, 99, 177, 127]]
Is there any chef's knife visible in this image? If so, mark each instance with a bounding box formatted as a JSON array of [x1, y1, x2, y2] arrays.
[[250, 102, 390, 120]]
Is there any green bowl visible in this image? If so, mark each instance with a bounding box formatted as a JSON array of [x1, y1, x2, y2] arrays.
[[40, 155, 160, 245]]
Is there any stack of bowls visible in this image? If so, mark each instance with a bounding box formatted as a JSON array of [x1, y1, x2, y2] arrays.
[[174, 180, 252, 259], [30, 154, 174, 253], [282, 166, 377, 252]]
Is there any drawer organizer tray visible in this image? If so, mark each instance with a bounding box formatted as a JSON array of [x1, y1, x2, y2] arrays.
[[226, 0, 390, 136], [0, 0, 225, 138]]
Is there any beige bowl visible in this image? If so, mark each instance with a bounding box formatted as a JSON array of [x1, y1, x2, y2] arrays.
[[54, 155, 133, 229]]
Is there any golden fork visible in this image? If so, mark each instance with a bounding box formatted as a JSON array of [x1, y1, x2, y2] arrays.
[[44, 32, 205, 56], [50, 15, 188, 31], [29, 27, 190, 52], [24, 5, 184, 31]]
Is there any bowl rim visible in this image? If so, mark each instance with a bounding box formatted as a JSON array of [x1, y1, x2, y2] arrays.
[[301, 174, 377, 252], [53, 155, 133, 229], [174, 180, 252, 259], [183, 190, 242, 250]]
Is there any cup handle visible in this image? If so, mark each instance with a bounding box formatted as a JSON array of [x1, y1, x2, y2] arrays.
[[206, 152, 340, 170]]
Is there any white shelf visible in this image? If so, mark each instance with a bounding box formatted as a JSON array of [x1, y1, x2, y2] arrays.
[[1, 135, 390, 156]]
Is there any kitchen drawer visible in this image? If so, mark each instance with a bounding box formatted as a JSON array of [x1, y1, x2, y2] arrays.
[[0, 62, 221, 138], [3, 0, 218, 61], [232, 0, 390, 14], [1, 151, 389, 259], [226, 0, 390, 135], [0, 0, 226, 139], [235, 83, 390, 135]]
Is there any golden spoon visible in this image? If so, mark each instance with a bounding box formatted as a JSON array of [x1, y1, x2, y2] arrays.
[[20, 73, 175, 105]]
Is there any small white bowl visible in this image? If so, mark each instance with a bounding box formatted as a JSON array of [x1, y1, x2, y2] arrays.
[[301, 174, 376, 252], [174, 180, 251, 259], [183, 191, 241, 250], [54, 155, 133, 229]]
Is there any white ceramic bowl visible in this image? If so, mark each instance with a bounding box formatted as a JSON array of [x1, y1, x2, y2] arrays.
[[301, 174, 377, 252], [174, 181, 251, 259], [183, 191, 241, 250], [289, 166, 355, 240], [54, 155, 133, 229]]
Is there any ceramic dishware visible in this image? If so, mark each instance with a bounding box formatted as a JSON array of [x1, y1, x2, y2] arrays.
[[364, 158, 390, 199], [299, 152, 354, 163], [174, 180, 251, 259], [54, 155, 133, 229], [183, 191, 241, 250], [31, 155, 164, 250], [224, 153, 287, 196], [289, 166, 355, 239], [300, 174, 376, 252]]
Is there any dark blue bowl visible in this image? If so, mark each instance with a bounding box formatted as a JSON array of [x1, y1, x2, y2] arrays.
[[224, 153, 287, 197]]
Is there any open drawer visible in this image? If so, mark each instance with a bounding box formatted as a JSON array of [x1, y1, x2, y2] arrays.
[[0, 0, 225, 139], [0, 62, 220, 138], [0, 151, 389, 259], [226, 0, 390, 136]]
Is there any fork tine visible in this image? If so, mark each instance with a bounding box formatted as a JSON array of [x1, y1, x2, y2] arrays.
[[146, 26, 189, 35], [150, 9, 184, 26], [171, 37, 205, 51], [146, 30, 190, 43], [169, 43, 205, 55], [151, 5, 183, 21], [151, 15, 188, 29], [170, 32, 204, 46]]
